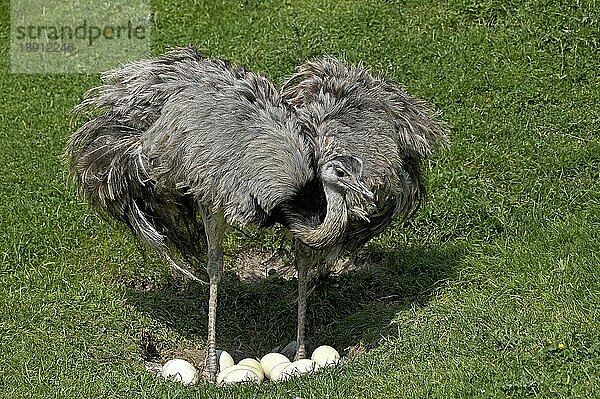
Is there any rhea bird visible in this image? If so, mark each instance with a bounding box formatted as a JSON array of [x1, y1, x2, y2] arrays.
[[280, 57, 447, 358], [66, 47, 447, 381]]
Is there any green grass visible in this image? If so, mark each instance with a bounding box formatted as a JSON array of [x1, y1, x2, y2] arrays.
[[1, 0, 599, 397]]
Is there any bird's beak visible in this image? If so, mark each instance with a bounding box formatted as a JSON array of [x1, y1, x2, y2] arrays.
[[358, 181, 375, 200], [347, 178, 374, 200]]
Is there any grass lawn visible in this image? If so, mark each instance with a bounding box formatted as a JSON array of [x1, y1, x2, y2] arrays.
[[1, 0, 599, 397]]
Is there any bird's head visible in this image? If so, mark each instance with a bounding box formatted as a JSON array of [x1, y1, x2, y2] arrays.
[[290, 155, 376, 249], [321, 155, 374, 201]]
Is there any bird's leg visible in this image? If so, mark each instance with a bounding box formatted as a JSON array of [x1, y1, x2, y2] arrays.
[[294, 242, 310, 360], [201, 208, 225, 383]]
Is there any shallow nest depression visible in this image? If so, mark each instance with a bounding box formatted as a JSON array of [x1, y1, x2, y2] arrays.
[[117, 246, 403, 381]]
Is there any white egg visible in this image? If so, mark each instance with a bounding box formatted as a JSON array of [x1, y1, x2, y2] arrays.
[[218, 350, 235, 372], [260, 352, 290, 379], [268, 361, 292, 382], [311, 345, 340, 368], [238, 358, 264, 379], [162, 359, 199, 385], [280, 359, 315, 380], [217, 365, 261, 385]]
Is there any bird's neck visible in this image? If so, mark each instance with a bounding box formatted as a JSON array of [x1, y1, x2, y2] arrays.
[[291, 187, 347, 249]]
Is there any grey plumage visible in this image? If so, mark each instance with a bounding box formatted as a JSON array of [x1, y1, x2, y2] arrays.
[[65, 48, 447, 381], [67, 48, 315, 277], [281, 57, 447, 252], [280, 57, 448, 358], [67, 48, 317, 380]]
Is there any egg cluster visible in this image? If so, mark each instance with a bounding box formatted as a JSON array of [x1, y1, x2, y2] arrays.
[[160, 345, 340, 386]]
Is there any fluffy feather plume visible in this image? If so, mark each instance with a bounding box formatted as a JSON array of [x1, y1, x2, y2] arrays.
[[65, 48, 245, 280], [65, 48, 319, 278], [281, 56, 448, 252], [65, 50, 448, 373]]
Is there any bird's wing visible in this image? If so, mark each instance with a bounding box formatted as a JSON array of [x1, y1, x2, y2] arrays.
[[143, 67, 315, 227], [281, 56, 447, 158], [282, 57, 448, 220]]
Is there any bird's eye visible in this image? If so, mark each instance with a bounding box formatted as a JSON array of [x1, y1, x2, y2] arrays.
[[334, 168, 346, 177]]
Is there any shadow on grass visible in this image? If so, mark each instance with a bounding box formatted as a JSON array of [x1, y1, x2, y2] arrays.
[[122, 243, 464, 361]]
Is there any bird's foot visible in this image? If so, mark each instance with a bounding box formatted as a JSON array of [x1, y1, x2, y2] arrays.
[[203, 351, 219, 383], [293, 343, 306, 361], [202, 365, 218, 383]]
